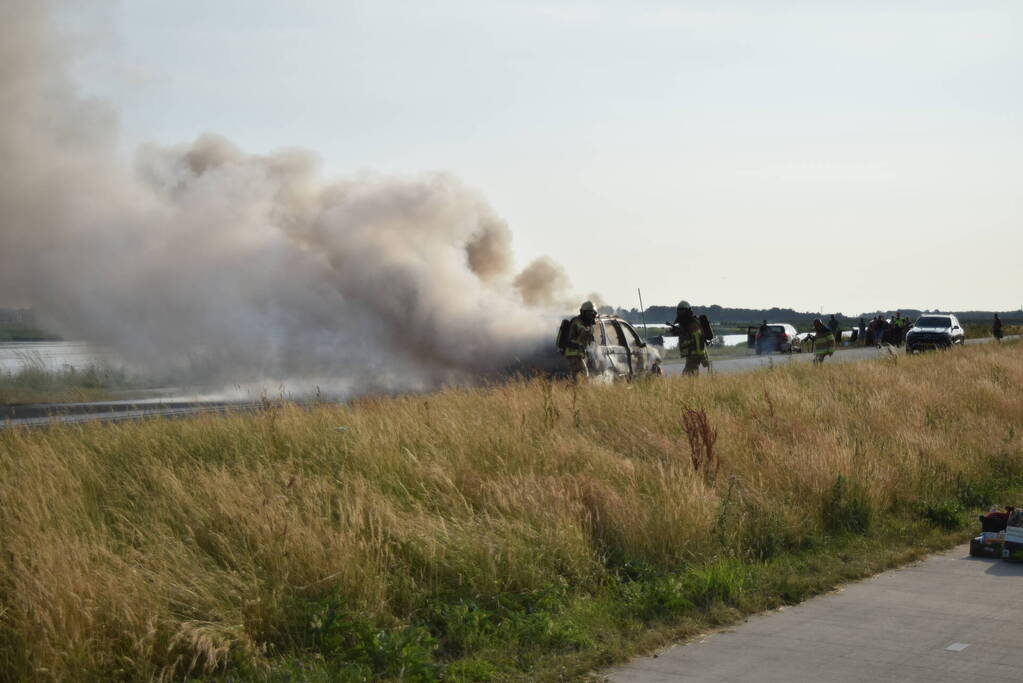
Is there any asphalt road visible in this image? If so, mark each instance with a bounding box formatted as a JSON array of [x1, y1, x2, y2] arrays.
[[662, 336, 1009, 376], [0, 399, 257, 429], [3, 337, 1012, 428], [603, 545, 1023, 683]]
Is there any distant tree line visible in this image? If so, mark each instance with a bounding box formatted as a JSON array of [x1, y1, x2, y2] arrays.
[[609, 304, 1023, 329]]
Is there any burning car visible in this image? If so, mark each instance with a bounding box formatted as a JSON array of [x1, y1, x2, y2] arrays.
[[542, 315, 663, 381], [587, 315, 662, 380]]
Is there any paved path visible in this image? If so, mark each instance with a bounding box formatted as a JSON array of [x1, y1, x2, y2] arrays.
[[603, 545, 1023, 682]]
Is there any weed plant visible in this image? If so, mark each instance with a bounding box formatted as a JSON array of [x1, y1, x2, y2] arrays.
[[0, 343, 1022, 680]]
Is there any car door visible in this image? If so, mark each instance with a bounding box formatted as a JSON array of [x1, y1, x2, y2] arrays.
[[619, 320, 650, 376], [600, 320, 631, 379], [950, 315, 964, 344]]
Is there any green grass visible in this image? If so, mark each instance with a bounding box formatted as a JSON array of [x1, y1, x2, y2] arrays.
[[1, 342, 1022, 681], [965, 323, 1021, 339], [0, 358, 129, 404], [0, 326, 61, 342]]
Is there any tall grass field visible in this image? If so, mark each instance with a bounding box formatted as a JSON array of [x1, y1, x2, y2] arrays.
[[1, 342, 1022, 681]]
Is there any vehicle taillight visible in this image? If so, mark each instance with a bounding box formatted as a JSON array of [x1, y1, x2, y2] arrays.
[[780, 332, 788, 341]]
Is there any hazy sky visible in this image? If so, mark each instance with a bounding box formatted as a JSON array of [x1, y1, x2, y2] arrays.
[[63, 0, 1021, 314]]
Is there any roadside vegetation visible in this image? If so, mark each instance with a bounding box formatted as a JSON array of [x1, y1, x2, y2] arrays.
[[1, 342, 1022, 681], [0, 325, 61, 342], [0, 359, 126, 404], [965, 323, 1021, 339]]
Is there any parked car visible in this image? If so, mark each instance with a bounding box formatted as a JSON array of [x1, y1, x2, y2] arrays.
[[746, 323, 798, 354], [905, 314, 965, 352], [588, 315, 662, 380], [790, 332, 813, 353], [1004, 509, 1023, 562], [971, 510, 1009, 559]]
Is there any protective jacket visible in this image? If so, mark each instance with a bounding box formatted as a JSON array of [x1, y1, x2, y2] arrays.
[[564, 316, 594, 358], [814, 329, 836, 356], [675, 314, 706, 359]]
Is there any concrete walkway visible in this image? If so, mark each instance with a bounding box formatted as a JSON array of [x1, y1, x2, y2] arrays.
[[603, 545, 1023, 682]]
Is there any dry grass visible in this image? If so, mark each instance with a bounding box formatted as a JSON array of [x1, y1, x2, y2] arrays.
[[1, 342, 1022, 681]]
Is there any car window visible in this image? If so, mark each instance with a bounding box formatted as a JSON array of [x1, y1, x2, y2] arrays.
[[915, 316, 951, 327], [602, 320, 627, 347], [768, 325, 785, 334], [620, 321, 644, 347]]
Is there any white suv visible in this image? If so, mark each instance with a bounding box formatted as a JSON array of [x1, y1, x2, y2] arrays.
[[905, 314, 965, 352]]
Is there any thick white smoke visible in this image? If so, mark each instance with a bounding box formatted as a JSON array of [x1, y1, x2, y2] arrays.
[[0, 1, 576, 395]]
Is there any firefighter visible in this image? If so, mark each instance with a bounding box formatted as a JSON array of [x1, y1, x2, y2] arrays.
[[893, 311, 906, 347], [673, 301, 707, 376], [812, 318, 835, 365], [564, 301, 597, 380]]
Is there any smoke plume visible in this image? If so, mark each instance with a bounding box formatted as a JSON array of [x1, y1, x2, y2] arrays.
[[0, 1, 578, 395], [513, 257, 572, 307]]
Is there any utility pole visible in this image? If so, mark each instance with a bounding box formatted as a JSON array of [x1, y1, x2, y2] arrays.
[[637, 288, 649, 341]]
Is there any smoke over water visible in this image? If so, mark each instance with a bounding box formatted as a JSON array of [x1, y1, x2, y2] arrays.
[[0, 1, 577, 396]]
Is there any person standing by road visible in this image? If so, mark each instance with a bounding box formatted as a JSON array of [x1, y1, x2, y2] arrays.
[[828, 314, 840, 345], [564, 301, 596, 380], [858, 317, 866, 346], [893, 312, 906, 347], [993, 313, 1003, 341], [674, 301, 708, 376], [757, 319, 769, 355], [813, 318, 835, 365], [875, 315, 888, 347]]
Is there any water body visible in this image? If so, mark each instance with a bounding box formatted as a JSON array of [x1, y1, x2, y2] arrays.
[[720, 333, 748, 346], [634, 329, 748, 349]]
